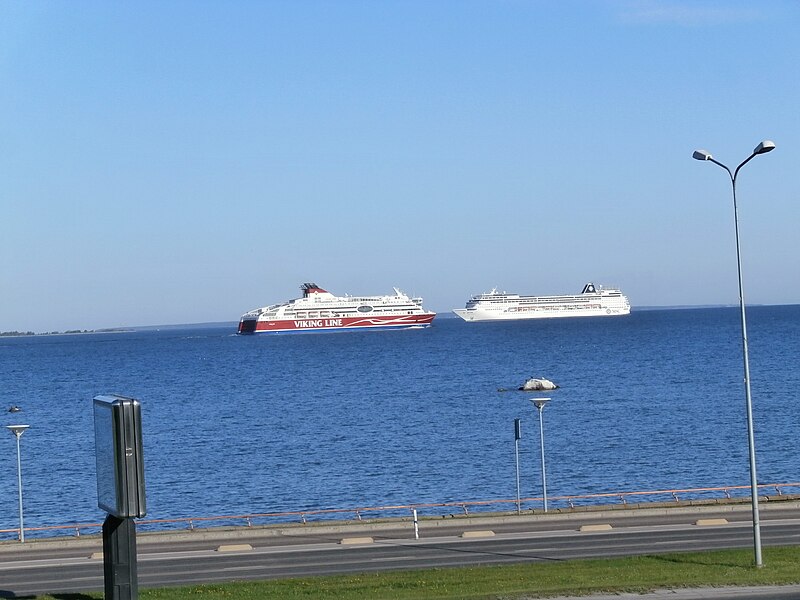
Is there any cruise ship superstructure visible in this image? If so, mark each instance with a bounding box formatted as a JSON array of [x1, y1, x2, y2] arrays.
[[453, 283, 630, 322], [238, 283, 436, 334]]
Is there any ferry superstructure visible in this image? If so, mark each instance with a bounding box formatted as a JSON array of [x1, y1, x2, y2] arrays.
[[453, 283, 630, 322], [238, 283, 436, 334]]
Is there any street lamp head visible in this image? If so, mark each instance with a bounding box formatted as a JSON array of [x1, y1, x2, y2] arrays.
[[692, 149, 712, 161], [6, 425, 30, 438], [754, 140, 776, 155], [530, 397, 551, 410]]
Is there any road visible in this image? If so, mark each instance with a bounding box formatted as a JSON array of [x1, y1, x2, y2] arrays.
[[3, 502, 800, 597]]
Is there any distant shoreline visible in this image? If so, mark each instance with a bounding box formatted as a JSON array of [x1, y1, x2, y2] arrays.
[[3, 304, 798, 337], [0, 328, 134, 338]]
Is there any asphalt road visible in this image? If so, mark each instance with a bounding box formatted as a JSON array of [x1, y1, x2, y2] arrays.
[[3, 502, 800, 597]]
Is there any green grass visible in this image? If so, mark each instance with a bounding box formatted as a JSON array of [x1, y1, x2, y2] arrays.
[[34, 546, 800, 600]]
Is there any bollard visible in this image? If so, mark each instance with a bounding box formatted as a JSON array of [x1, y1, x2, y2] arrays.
[[412, 509, 419, 540]]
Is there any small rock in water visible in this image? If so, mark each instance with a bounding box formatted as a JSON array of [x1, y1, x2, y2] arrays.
[[519, 378, 559, 391]]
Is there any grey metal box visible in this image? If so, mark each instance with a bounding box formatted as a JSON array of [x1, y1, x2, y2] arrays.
[[93, 395, 146, 518]]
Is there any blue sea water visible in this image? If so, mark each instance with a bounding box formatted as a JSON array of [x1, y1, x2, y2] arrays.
[[1, 306, 800, 535]]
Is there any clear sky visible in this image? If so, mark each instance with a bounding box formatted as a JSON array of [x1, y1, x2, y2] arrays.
[[2, 1, 798, 332]]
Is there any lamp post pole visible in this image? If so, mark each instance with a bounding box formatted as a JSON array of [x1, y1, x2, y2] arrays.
[[693, 140, 776, 567], [530, 398, 550, 512], [6, 424, 30, 543]]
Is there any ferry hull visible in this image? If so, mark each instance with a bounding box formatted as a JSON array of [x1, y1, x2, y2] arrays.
[[239, 313, 435, 334]]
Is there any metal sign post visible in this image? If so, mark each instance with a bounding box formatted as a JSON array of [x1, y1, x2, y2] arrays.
[[93, 394, 146, 600]]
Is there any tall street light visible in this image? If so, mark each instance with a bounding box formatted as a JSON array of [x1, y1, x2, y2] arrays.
[[530, 398, 550, 512], [6, 424, 30, 543], [692, 139, 776, 567]]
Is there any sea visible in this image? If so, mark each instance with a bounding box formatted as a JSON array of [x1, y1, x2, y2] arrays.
[[1, 306, 799, 538]]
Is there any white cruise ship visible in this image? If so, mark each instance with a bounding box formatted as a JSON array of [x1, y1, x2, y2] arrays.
[[238, 283, 435, 334], [453, 283, 630, 322]]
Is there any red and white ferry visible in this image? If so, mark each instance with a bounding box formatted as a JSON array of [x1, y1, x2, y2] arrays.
[[237, 283, 436, 334]]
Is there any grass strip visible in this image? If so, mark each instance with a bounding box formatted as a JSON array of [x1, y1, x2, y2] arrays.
[[35, 546, 800, 600]]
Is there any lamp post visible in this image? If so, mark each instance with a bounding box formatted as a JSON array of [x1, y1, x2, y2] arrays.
[[6, 424, 30, 543], [692, 139, 775, 567], [530, 398, 550, 512]]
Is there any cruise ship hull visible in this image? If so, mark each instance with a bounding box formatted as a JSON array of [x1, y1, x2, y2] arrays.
[[453, 305, 629, 322]]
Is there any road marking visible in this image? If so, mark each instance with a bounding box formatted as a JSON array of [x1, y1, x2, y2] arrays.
[[695, 518, 729, 526], [340, 537, 374, 545], [579, 524, 612, 532], [216, 544, 253, 552], [461, 530, 495, 538]]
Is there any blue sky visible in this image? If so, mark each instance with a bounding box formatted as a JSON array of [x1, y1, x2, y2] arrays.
[[2, 1, 798, 331]]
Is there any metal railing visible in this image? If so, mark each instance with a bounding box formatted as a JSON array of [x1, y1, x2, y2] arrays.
[[3, 482, 799, 542]]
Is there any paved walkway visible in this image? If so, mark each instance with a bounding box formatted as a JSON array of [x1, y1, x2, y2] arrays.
[[540, 585, 800, 599]]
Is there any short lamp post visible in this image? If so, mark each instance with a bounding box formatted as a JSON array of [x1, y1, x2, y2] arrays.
[[6, 424, 30, 543], [692, 139, 776, 567], [530, 398, 550, 512]]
